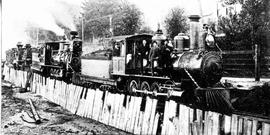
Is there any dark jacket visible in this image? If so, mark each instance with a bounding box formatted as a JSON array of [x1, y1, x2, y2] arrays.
[[138, 44, 150, 59], [149, 46, 160, 61]]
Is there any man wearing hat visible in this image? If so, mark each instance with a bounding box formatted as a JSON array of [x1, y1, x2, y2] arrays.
[[14, 42, 24, 69], [23, 44, 32, 68]]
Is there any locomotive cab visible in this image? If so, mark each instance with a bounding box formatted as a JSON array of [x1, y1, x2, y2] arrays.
[[111, 34, 153, 75]]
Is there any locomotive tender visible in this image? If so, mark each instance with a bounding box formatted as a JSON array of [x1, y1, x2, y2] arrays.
[[32, 15, 223, 100]]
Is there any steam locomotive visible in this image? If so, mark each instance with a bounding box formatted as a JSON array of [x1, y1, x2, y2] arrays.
[[31, 31, 82, 80], [31, 15, 223, 98]]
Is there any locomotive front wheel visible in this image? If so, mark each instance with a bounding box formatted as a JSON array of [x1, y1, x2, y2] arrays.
[[129, 80, 138, 93]]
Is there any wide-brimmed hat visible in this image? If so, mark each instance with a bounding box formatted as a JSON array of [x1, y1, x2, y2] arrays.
[[25, 44, 31, 48], [17, 42, 23, 47]]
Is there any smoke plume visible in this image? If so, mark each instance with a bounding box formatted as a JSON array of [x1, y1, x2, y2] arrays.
[[2, 0, 81, 56]]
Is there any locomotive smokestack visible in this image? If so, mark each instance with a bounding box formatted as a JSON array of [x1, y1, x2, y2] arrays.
[[70, 31, 78, 40], [188, 15, 200, 50]]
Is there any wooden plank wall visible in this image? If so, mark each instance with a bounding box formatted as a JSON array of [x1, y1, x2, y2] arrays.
[[2, 65, 28, 88], [29, 72, 161, 135], [3, 66, 270, 135]]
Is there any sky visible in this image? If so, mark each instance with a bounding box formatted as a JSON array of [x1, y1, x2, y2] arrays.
[[2, 0, 218, 57]]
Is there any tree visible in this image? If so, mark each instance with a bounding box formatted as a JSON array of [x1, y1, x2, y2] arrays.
[[112, 4, 142, 36], [218, 0, 270, 50], [138, 26, 154, 34], [164, 7, 188, 39], [77, 0, 142, 41], [25, 24, 58, 45]]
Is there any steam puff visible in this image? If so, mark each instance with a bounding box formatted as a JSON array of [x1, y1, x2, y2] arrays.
[[2, 0, 80, 56]]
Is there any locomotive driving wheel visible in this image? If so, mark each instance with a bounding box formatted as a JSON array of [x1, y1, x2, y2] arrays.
[[141, 81, 150, 92], [129, 80, 138, 93], [151, 82, 160, 96]]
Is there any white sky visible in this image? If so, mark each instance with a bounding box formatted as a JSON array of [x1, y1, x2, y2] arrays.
[[2, 0, 218, 56]]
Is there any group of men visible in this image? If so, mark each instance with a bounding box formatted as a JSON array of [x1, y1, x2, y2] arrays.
[[14, 42, 32, 70], [137, 39, 174, 75]]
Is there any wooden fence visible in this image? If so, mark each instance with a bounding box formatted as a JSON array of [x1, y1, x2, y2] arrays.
[[2, 65, 28, 88], [222, 50, 270, 78], [2, 66, 270, 135]]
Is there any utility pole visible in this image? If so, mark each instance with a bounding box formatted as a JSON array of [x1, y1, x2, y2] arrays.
[[109, 15, 113, 36], [255, 44, 260, 81], [36, 28, 39, 46], [82, 14, 84, 42]]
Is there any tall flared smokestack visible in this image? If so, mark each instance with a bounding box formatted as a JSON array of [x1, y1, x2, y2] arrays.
[[188, 15, 200, 50]]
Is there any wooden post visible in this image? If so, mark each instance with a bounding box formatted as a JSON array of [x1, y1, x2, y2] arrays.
[[28, 99, 41, 124], [255, 44, 260, 81]]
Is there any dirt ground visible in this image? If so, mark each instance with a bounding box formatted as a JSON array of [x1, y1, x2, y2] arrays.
[[1, 80, 132, 135]]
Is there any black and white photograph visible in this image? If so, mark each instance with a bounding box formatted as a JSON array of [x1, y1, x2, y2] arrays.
[[1, 0, 270, 134]]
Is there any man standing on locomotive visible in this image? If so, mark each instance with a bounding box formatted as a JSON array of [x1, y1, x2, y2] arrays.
[[149, 41, 160, 75], [203, 24, 216, 51], [159, 39, 174, 76], [138, 39, 150, 74]]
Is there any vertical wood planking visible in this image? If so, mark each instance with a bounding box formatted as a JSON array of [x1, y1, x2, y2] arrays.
[[65, 84, 71, 110], [165, 100, 177, 135], [189, 108, 194, 135], [179, 104, 189, 135], [205, 111, 214, 135], [152, 112, 160, 135], [224, 115, 232, 135], [161, 101, 169, 135], [141, 96, 153, 134], [231, 114, 239, 135], [238, 117, 243, 135], [262, 123, 270, 135], [212, 112, 220, 135], [92, 89, 103, 120], [76, 87, 86, 116], [82, 88, 90, 118], [120, 95, 129, 130], [124, 95, 132, 132], [74, 86, 84, 114], [88, 88, 97, 119], [66, 84, 74, 112], [251, 120, 258, 135], [115, 94, 125, 129], [243, 119, 252, 135], [126, 96, 135, 133], [133, 96, 142, 134], [147, 98, 158, 135], [99, 91, 108, 123], [196, 109, 204, 135], [109, 93, 117, 127]]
